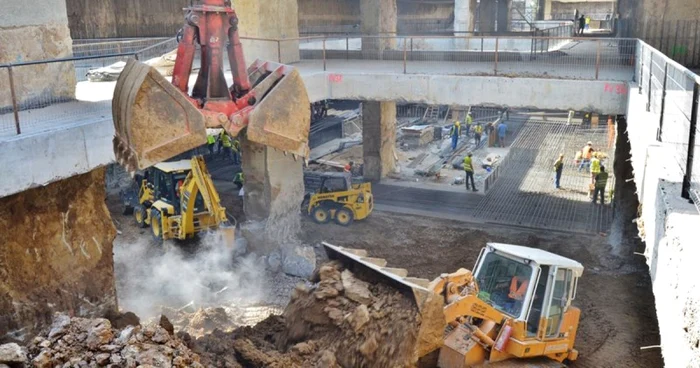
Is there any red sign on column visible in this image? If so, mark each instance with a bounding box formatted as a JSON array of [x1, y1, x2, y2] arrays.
[[329, 73, 343, 83]]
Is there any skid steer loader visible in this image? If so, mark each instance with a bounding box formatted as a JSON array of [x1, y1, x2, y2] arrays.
[[112, 0, 310, 172], [323, 242, 584, 367]]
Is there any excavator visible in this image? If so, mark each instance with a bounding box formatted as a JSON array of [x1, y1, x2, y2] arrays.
[[111, 0, 310, 173], [324, 242, 584, 367]]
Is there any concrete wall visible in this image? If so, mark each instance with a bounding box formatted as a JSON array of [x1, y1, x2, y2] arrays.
[[65, 0, 187, 39], [0, 0, 75, 111], [237, 0, 300, 64], [0, 168, 117, 343], [626, 83, 700, 367]]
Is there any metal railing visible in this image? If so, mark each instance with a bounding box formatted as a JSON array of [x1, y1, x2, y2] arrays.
[[636, 40, 700, 210]]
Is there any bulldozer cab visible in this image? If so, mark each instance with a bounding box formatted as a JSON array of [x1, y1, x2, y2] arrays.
[[473, 243, 583, 339], [319, 172, 352, 193]]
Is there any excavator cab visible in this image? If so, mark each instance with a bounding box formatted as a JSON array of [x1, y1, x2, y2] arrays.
[[112, 0, 310, 172]]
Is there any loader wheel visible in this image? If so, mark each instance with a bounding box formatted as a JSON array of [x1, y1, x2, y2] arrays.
[[150, 209, 163, 244], [335, 208, 354, 226], [134, 205, 148, 228], [311, 206, 330, 224]]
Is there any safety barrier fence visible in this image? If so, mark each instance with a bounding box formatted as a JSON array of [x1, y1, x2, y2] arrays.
[[636, 40, 700, 211]]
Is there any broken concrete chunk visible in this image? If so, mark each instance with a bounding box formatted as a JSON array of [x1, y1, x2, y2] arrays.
[[0, 343, 26, 364], [86, 319, 113, 350], [267, 251, 282, 272], [316, 350, 337, 368], [32, 350, 52, 368], [158, 315, 174, 336], [48, 313, 71, 339], [341, 270, 373, 305], [94, 353, 111, 366], [282, 245, 317, 278], [347, 305, 370, 333]]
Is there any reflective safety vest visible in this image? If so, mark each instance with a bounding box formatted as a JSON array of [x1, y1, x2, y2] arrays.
[[220, 133, 232, 147], [590, 157, 601, 174], [509, 277, 528, 300], [232, 139, 241, 152], [206, 135, 216, 144], [595, 172, 609, 188], [463, 156, 474, 172], [554, 158, 564, 172], [450, 122, 461, 137], [474, 125, 483, 134], [466, 115, 473, 125], [234, 172, 245, 183]]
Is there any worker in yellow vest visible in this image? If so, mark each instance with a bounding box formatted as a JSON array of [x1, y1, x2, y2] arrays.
[[474, 124, 483, 146], [219, 131, 233, 161], [590, 154, 601, 184], [450, 121, 461, 151], [463, 152, 477, 192], [206, 133, 217, 155]]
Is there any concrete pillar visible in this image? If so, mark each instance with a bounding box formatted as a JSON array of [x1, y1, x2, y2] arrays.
[[362, 101, 397, 182], [479, 0, 497, 32], [360, 0, 397, 51], [454, 0, 477, 34], [0, 0, 75, 111], [236, 0, 300, 64], [543, 0, 553, 20], [241, 139, 304, 253], [0, 169, 117, 340], [497, 0, 511, 32]]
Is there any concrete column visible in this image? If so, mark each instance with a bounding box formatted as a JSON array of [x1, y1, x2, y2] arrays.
[[360, 0, 397, 51], [362, 101, 397, 182], [0, 0, 75, 111], [543, 0, 553, 20], [479, 0, 497, 32], [497, 0, 512, 32], [241, 139, 304, 253], [454, 0, 477, 34], [236, 0, 300, 64]]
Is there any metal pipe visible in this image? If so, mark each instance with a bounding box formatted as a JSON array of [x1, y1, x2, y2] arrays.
[[323, 38, 327, 71], [7, 67, 21, 135], [494, 37, 499, 76], [647, 53, 654, 112], [657, 62, 668, 141], [595, 40, 602, 80], [682, 82, 699, 200], [403, 38, 407, 74]]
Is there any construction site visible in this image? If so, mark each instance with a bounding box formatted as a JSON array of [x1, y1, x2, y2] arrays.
[[1, 0, 699, 367]]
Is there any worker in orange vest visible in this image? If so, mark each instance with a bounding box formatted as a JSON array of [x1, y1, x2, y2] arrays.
[[509, 276, 529, 301]]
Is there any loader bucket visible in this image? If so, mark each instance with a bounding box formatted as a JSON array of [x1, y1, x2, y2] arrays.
[[246, 60, 311, 158], [112, 58, 207, 171], [322, 242, 446, 360]]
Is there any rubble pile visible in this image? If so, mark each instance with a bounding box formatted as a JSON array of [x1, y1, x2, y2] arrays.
[[18, 314, 203, 368], [191, 261, 424, 368]]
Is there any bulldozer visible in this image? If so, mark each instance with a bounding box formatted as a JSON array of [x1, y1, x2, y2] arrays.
[[126, 156, 235, 244], [323, 242, 584, 367], [302, 171, 373, 226], [112, 0, 310, 173]]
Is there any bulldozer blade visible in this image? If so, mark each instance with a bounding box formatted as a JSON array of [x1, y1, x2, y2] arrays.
[[246, 60, 311, 158], [112, 58, 207, 171], [322, 242, 446, 359]]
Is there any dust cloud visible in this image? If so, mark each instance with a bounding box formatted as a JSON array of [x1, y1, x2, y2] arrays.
[[113, 231, 265, 319]]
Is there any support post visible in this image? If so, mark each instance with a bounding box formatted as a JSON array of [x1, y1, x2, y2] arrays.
[[639, 46, 644, 94], [346, 37, 349, 60], [657, 62, 668, 141], [322, 38, 327, 71], [595, 40, 602, 80], [682, 82, 699, 200], [646, 53, 653, 112], [494, 37, 499, 75], [277, 40, 282, 63], [403, 38, 407, 74], [7, 67, 21, 135]]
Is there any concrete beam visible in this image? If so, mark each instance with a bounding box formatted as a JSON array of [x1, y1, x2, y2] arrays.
[[362, 101, 397, 181], [306, 72, 629, 114]]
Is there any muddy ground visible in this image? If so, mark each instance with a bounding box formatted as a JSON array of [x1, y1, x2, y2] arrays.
[[107, 189, 663, 368]]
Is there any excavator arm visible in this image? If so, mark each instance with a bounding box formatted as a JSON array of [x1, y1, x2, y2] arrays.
[[112, 0, 310, 171], [178, 156, 235, 244]]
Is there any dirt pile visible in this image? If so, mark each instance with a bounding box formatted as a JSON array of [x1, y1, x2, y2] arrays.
[[191, 261, 427, 368], [160, 306, 238, 338], [21, 313, 202, 368]]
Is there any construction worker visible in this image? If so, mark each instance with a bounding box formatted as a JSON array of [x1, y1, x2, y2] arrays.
[[344, 161, 354, 174], [463, 152, 477, 192], [206, 133, 217, 155], [450, 121, 461, 151], [592, 166, 609, 205], [497, 121, 507, 147], [465, 112, 473, 137], [507, 270, 529, 314], [578, 142, 593, 171], [219, 131, 233, 161], [554, 153, 564, 189], [590, 153, 601, 184], [474, 124, 483, 146], [232, 138, 241, 165], [233, 171, 245, 190]]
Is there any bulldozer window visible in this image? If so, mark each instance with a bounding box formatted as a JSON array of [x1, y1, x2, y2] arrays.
[[527, 265, 550, 336], [545, 268, 573, 338], [321, 177, 348, 193], [475, 252, 533, 319]]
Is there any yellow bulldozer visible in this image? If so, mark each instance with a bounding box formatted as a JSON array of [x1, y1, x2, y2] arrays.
[[126, 156, 234, 244], [111, 0, 309, 173], [324, 242, 584, 367]]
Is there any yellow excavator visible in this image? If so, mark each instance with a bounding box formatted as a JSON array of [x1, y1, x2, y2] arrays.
[[111, 0, 309, 173], [127, 156, 234, 244], [324, 242, 584, 367]]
